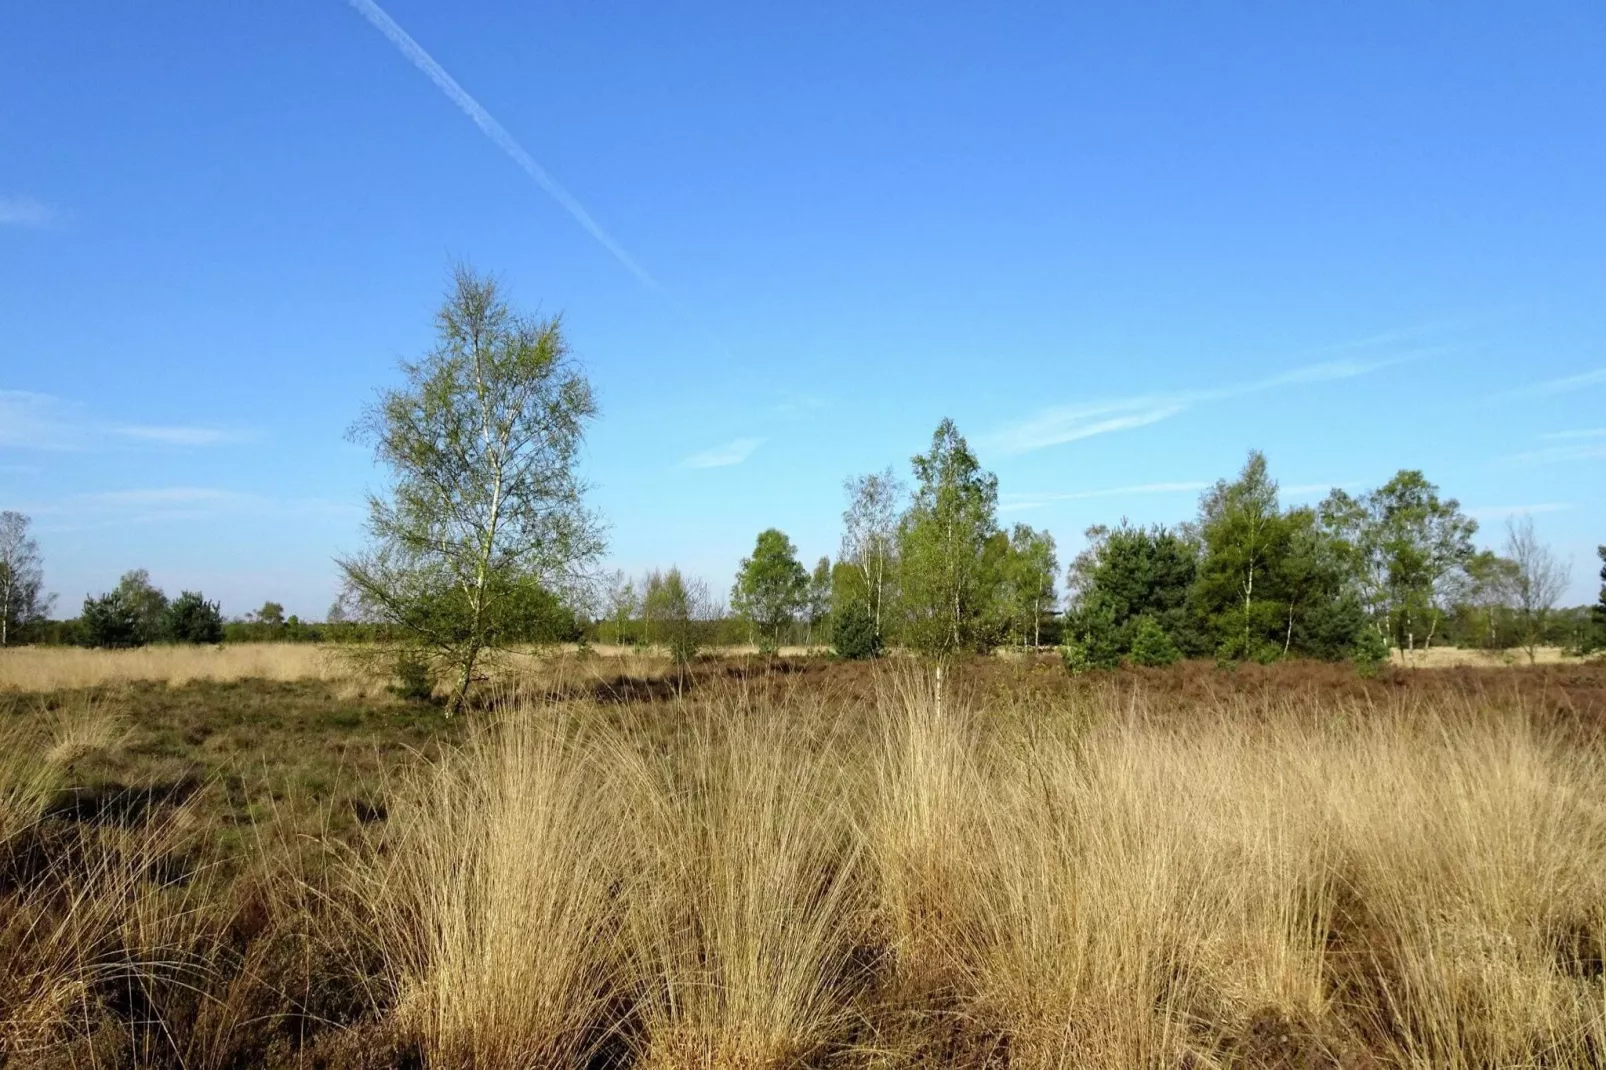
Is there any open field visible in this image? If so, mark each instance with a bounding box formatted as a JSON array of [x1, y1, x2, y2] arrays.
[[3, 656, 1606, 1068], [3, 641, 1593, 694]]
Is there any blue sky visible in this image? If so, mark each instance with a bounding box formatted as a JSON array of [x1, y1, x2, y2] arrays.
[[3, 1, 1603, 618]]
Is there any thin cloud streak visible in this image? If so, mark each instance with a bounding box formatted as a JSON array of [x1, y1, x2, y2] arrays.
[[679, 437, 763, 469], [0, 391, 249, 450], [1503, 443, 1606, 466], [1495, 368, 1606, 402], [981, 352, 1407, 456], [1542, 428, 1606, 441], [1467, 503, 1573, 521], [1004, 480, 1211, 504], [344, 0, 658, 291], [0, 195, 55, 228], [23, 487, 356, 530], [1001, 479, 1347, 514]]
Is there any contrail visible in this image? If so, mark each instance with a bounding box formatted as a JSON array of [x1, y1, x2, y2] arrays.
[[343, 0, 659, 290]]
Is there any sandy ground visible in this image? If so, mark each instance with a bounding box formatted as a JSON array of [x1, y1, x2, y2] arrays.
[[0, 640, 1590, 691]]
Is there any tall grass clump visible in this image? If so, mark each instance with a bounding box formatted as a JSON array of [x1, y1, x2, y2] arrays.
[[623, 700, 865, 1069], [363, 704, 632, 1068], [1330, 708, 1606, 1066]]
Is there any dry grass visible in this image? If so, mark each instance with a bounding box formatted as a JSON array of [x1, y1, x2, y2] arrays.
[[2, 662, 1606, 1067], [1392, 643, 1580, 667], [0, 643, 350, 692]]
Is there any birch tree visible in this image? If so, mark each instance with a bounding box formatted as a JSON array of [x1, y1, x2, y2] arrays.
[[731, 528, 808, 653], [338, 267, 604, 712], [1320, 470, 1476, 655], [1195, 450, 1284, 659], [0, 512, 51, 646], [840, 468, 903, 645], [898, 419, 1001, 657], [1004, 524, 1057, 649], [1504, 515, 1569, 664]]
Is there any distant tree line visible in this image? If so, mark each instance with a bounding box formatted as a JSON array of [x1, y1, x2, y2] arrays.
[[605, 421, 1602, 670], [5, 268, 1603, 686]]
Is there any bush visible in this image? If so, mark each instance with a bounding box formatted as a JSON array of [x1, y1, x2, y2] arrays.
[[1298, 593, 1372, 662], [1060, 639, 1094, 675], [1353, 626, 1389, 678], [831, 600, 881, 660], [1062, 604, 1121, 673], [79, 593, 143, 648], [166, 590, 224, 644], [1128, 615, 1181, 668], [393, 650, 436, 702]]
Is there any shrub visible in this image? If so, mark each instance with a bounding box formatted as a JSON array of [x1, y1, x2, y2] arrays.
[[1299, 593, 1372, 662], [393, 650, 436, 702], [1353, 626, 1389, 678], [1128, 615, 1180, 667], [1060, 639, 1093, 675], [831, 600, 881, 660], [1061, 604, 1120, 673], [165, 591, 224, 644], [78, 593, 142, 649]]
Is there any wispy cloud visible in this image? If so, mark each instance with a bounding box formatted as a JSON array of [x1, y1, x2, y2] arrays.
[[109, 425, 243, 447], [982, 399, 1189, 455], [1282, 482, 1349, 498], [679, 437, 763, 469], [980, 348, 1411, 456], [24, 486, 354, 530], [0, 391, 251, 451], [1000, 480, 1210, 513], [1494, 367, 1606, 402], [1503, 443, 1606, 466], [0, 195, 55, 228], [1467, 503, 1574, 521], [999, 478, 1347, 514], [773, 393, 826, 420], [344, 0, 657, 291], [74, 487, 259, 508], [1541, 428, 1606, 441]]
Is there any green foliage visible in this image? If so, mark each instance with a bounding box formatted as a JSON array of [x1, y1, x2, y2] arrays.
[[337, 267, 602, 712], [730, 528, 808, 654], [166, 591, 224, 644], [831, 599, 881, 660], [1059, 639, 1093, 675], [1067, 521, 1197, 657], [0, 510, 52, 646], [1001, 523, 1058, 649], [840, 468, 903, 650], [1594, 546, 1606, 652], [1353, 625, 1389, 677], [805, 555, 832, 646], [253, 601, 286, 627], [1297, 592, 1373, 662], [1128, 615, 1181, 667], [1320, 470, 1477, 651], [392, 650, 436, 702], [80, 592, 143, 648], [114, 569, 169, 644], [1061, 602, 1121, 673], [1193, 450, 1286, 654], [898, 420, 1003, 657], [657, 568, 708, 693]]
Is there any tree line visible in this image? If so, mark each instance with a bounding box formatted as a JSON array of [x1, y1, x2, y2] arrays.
[[3, 270, 1602, 709], [606, 428, 1596, 671]]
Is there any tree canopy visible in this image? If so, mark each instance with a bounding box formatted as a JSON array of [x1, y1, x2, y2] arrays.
[[338, 267, 603, 711], [731, 528, 808, 653]]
